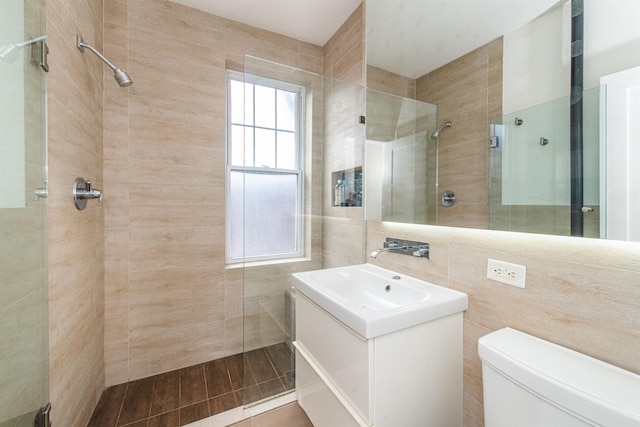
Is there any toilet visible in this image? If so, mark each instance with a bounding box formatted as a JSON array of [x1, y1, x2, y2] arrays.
[[478, 328, 640, 427]]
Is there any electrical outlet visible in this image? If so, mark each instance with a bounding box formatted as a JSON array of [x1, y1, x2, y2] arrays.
[[487, 259, 526, 288]]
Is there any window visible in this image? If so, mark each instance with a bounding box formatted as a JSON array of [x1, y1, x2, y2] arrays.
[[226, 71, 304, 263]]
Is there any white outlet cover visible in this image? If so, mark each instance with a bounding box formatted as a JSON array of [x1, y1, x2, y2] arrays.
[[487, 258, 526, 288]]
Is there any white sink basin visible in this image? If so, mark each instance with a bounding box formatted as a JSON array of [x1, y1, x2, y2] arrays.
[[292, 263, 468, 339]]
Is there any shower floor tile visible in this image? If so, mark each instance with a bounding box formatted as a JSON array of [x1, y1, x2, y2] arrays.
[[87, 343, 295, 427]]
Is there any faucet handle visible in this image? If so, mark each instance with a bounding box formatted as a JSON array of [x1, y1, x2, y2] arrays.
[[412, 245, 430, 259]]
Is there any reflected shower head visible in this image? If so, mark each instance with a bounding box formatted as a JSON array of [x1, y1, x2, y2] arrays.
[[430, 121, 452, 139], [76, 36, 132, 87]]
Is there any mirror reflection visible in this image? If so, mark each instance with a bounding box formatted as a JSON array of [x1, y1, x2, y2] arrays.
[[365, 0, 640, 241]]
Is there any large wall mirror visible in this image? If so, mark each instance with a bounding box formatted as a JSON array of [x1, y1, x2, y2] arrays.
[[365, 0, 640, 241]]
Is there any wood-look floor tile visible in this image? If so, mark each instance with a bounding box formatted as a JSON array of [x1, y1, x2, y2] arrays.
[[147, 410, 179, 427], [242, 385, 262, 404], [257, 378, 285, 397], [204, 358, 232, 398], [226, 353, 243, 390], [265, 343, 294, 376], [87, 383, 127, 427], [180, 364, 207, 407], [245, 348, 278, 383], [121, 420, 148, 427], [208, 392, 237, 416], [180, 401, 209, 426], [118, 377, 155, 426], [280, 371, 295, 391], [150, 370, 180, 415], [234, 389, 243, 406]]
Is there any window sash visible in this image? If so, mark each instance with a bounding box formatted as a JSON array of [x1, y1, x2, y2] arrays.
[[226, 71, 305, 264], [227, 167, 304, 263]]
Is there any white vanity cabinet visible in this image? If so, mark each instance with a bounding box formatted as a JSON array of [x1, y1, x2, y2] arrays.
[[295, 291, 463, 427]]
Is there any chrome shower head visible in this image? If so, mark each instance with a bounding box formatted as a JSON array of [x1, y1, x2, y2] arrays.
[[430, 121, 453, 139], [113, 68, 133, 87], [76, 35, 132, 87]]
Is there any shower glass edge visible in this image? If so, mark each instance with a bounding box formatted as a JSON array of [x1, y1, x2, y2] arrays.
[[239, 55, 367, 407]]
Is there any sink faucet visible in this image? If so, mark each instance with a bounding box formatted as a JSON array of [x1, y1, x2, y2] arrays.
[[370, 239, 430, 259], [370, 242, 407, 258]]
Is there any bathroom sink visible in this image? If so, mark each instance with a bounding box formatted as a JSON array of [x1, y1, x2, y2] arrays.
[[292, 263, 468, 339]]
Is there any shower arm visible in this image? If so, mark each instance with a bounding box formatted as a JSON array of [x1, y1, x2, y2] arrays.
[[76, 36, 118, 72]]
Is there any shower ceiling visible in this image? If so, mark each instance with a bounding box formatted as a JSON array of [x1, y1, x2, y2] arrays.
[[167, 0, 362, 46]]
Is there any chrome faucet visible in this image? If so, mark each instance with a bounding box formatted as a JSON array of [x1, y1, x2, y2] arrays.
[[370, 242, 405, 258], [370, 238, 430, 259]]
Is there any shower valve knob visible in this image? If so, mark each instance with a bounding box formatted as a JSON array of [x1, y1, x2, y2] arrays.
[[73, 177, 103, 210]]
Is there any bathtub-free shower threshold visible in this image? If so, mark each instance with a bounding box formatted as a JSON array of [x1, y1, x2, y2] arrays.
[[185, 391, 298, 427]]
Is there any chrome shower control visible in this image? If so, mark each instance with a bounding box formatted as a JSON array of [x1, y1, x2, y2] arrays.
[[440, 190, 456, 207], [73, 177, 103, 210]]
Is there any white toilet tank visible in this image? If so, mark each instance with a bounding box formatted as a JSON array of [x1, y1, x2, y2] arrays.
[[478, 328, 640, 427]]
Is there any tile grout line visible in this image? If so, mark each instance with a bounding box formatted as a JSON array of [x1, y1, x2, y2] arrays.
[[202, 364, 211, 417], [114, 383, 129, 427], [178, 368, 182, 426], [146, 376, 157, 423]]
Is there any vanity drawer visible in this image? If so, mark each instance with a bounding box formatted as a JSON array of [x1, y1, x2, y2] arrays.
[[295, 291, 373, 422], [296, 347, 367, 427]]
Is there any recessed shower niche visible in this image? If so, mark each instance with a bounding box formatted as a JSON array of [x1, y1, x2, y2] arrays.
[[331, 167, 362, 207]]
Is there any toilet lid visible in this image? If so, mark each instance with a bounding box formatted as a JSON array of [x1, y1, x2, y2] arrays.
[[478, 328, 640, 426]]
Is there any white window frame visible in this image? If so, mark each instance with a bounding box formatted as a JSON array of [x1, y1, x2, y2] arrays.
[[225, 70, 305, 264]]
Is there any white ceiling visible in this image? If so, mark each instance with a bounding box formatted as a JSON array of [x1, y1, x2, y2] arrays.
[[168, 0, 561, 78], [167, 0, 362, 47], [367, 0, 562, 79]]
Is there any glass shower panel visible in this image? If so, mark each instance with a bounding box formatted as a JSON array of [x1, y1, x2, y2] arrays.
[[0, 0, 49, 425], [239, 56, 365, 406], [365, 88, 438, 225], [489, 87, 600, 237]]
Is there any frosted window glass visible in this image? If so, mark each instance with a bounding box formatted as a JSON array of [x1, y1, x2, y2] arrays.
[[229, 170, 299, 259], [255, 85, 275, 128], [255, 128, 276, 168], [277, 131, 296, 169], [277, 90, 296, 131]]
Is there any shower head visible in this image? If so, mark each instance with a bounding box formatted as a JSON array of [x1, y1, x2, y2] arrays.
[[430, 121, 453, 139], [113, 68, 133, 87], [76, 36, 132, 87]]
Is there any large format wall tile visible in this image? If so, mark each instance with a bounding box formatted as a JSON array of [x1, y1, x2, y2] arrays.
[[47, 0, 105, 426]]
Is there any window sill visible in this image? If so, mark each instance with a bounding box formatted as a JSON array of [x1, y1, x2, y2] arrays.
[[225, 256, 313, 270]]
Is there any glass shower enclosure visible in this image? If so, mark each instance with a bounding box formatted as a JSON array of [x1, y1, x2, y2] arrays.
[[365, 88, 438, 225], [0, 0, 49, 425], [489, 87, 600, 237], [237, 56, 366, 406]]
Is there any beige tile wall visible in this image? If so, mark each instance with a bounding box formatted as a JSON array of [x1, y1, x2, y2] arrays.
[[366, 220, 640, 427], [46, 0, 106, 426], [416, 38, 503, 230], [367, 64, 416, 99], [322, 4, 367, 268], [103, 0, 327, 384]]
